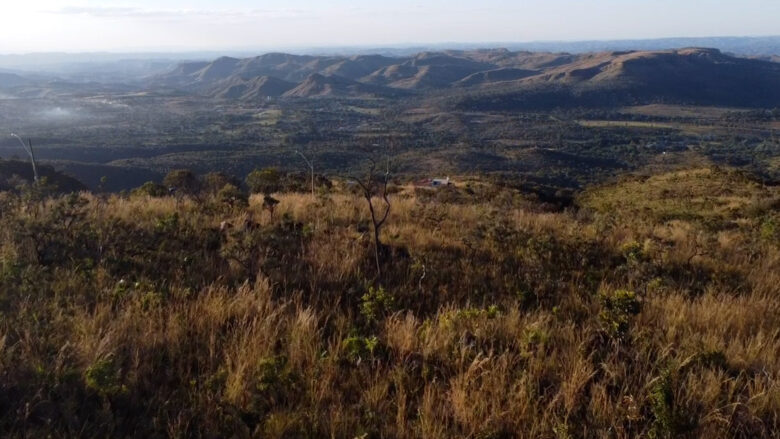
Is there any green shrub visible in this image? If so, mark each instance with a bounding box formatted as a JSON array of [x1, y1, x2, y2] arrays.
[[359, 286, 395, 322], [203, 172, 241, 195], [155, 212, 180, 234], [216, 183, 248, 208], [648, 367, 695, 438], [255, 355, 298, 402], [132, 181, 167, 197], [341, 334, 380, 363], [246, 168, 281, 194], [85, 356, 125, 397], [599, 289, 641, 338], [649, 371, 675, 438], [760, 217, 778, 243], [163, 169, 202, 196], [620, 240, 643, 262]]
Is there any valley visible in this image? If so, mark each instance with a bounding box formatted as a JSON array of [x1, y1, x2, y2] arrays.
[[0, 48, 778, 193]]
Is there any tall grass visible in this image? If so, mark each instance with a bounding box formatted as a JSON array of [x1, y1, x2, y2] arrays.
[[0, 167, 778, 437]]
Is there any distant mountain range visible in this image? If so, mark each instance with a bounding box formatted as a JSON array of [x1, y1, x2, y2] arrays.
[[0, 36, 778, 71], [0, 43, 778, 108], [150, 47, 780, 107], [496, 36, 780, 57], [459, 48, 780, 109]]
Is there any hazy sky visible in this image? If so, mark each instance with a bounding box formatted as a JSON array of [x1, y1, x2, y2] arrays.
[[1, 0, 778, 53]]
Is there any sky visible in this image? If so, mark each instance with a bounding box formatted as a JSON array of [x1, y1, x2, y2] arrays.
[[1, 0, 778, 53]]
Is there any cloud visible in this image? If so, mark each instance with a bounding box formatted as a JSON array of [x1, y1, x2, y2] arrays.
[[49, 6, 307, 21], [54, 6, 176, 18]]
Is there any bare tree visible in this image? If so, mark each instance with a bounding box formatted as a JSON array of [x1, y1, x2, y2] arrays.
[[262, 194, 280, 219], [350, 158, 391, 276], [295, 150, 315, 198], [10, 133, 39, 183]]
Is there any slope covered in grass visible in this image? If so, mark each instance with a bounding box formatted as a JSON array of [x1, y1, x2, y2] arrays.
[[0, 167, 778, 437]]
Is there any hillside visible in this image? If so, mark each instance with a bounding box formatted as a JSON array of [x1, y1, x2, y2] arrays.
[[0, 167, 778, 437], [153, 53, 343, 89], [361, 52, 495, 89], [455, 67, 539, 86], [210, 75, 296, 99], [282, 73, 401, 98], [153, 50, 572, 92], [455, 48, 780, 109], [152, 48, 780, 108], [320, 55, 398, 80]]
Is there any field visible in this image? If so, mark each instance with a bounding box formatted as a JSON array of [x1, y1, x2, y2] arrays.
[[1, 166, 778, 437], [0, 87, 777, 193]]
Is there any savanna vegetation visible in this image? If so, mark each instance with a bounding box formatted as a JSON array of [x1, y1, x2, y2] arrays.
[[0, 164, 778, 438]]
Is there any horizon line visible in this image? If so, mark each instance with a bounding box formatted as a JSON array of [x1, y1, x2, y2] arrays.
[[1, 34, 779, 57]]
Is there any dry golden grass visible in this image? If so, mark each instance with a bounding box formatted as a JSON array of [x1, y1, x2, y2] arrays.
[[0, 167, 778, 437]]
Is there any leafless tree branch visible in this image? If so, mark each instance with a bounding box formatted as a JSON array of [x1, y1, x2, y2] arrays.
[[295, 150, 315, 198]]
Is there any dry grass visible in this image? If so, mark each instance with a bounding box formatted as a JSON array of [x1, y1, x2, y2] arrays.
[[0, 167, 778, 437]]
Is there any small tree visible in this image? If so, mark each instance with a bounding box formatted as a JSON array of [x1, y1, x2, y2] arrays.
[[350, 158, 391, 277], [203, 172, 241, 195], [262, 194, 280, 219], [246, 168, 281, 194], [217, 184, 248, 208], [163, 169, 201, 196], [132, 181, 167, 197]]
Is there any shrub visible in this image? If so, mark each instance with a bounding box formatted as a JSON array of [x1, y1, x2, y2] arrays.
[[599, 289, 641, 338], [649, 371, 675, 438], [85, 356, 125, 397], [359, 286, 395, 322], [760, 217, 778, 243], [341, 334, 380, 363], [246, 168, 281, 194], [203, 172, 241, 195], [648, 368, 696, 438], [252, 356, 299, 411], [256, 356, 288, 392], [620, 240, 643, 262], [155, 212, 180, 234], [216, 184, 248, 208], [132, 181, 168, 197], [163, 169, 201, 196]]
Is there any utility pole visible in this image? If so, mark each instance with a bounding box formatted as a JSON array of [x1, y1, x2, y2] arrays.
[[10, 133, 39, 183], [296, 150, 315, 198]]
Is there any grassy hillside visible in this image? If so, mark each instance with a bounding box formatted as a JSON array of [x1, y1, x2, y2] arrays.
[[0, 167, 778, 437]]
